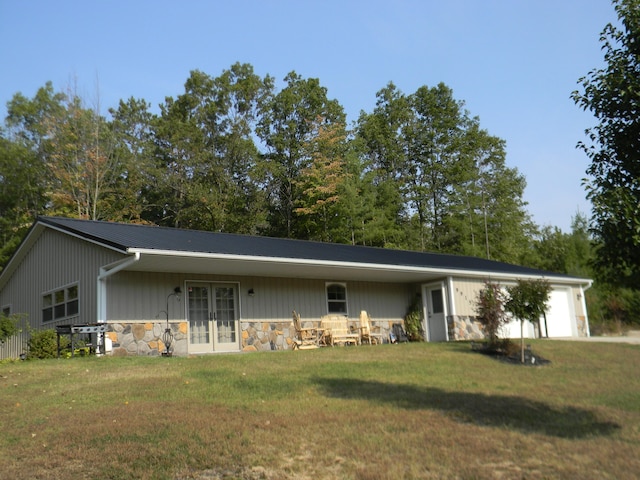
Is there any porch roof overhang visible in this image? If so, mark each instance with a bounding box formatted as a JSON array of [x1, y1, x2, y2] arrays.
[[124, 248, 592, 287]]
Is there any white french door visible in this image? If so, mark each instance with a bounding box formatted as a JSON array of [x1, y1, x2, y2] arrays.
[[187, 282, 240, 353]]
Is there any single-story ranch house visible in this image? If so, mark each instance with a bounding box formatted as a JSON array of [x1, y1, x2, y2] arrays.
[[0, 216, 592, 359]]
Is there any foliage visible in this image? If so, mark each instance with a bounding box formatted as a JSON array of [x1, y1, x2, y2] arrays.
[[475, 281, 508, 347], [404, 294, 424, 341], [257, 71, 345, 238], [505, 279, 552, 362], [0, 64, 553, 273], [26, 329, 67, 359], [572, 0, 640, 288], [586, 284, 640, 334], [356, 81, 532, 261], [0, 312, 21, 344]]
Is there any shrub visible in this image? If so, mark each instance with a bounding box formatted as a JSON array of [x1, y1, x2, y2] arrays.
[[404, 295, 424, 341], [475, 282, 508, 348], [0, 312, 21, 344], [27, 329, 68, 359]]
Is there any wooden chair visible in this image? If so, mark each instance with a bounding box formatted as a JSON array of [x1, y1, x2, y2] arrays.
[[358, 310, 384, 345], [320, 314, 359, 346], [291, 310, 319, 349]]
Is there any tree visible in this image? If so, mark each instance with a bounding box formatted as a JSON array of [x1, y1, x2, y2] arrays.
[[355, 83, 409, 247], [257, 72, 345, 238], [150, 65, 272, 232], [356, 82, 532, 257], [43, 85, 120, 219], [294, 119, 351, 241], [475, 282, 508, 348], [108, 97, 157, 223], [505, 279, 552, 363], [572, 0, 640, 287], [0, 134, 47, 269]]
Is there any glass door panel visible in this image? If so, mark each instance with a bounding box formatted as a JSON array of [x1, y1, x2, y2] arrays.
[[188, 285, 212, 353], [213, 286, 239, 352]]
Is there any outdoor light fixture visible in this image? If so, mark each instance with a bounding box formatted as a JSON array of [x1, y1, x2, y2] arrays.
[[248, 288, 255, 297], [160, 286, 182, 357]]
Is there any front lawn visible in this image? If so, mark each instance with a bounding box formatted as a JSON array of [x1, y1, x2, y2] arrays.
[[1, 341, 638, 479]]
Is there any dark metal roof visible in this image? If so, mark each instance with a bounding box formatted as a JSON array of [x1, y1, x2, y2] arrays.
[[37, 216, 582, 281]]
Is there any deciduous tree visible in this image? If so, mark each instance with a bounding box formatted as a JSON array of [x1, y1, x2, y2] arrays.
[[572, 0, 640, 287], [505, 279, 552, 363]]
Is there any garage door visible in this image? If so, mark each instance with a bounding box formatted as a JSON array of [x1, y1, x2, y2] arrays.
[[544, 289, 574, 337]]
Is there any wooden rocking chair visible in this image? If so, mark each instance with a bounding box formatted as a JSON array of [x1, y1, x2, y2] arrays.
[[359, 310, 384, 345], [292, 310, 319, 350]]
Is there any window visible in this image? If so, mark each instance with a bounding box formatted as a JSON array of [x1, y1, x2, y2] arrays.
[[43, 284, 79, 322], [326, 283, 347, 314]]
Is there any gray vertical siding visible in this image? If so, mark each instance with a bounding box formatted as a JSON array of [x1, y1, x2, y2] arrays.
[[0, 229, 124, 359], [107, 271, 415, 325]]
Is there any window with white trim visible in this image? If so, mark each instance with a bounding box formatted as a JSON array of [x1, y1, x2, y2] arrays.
[[326, 283, 347, 314], [43, 284, 78, 322]]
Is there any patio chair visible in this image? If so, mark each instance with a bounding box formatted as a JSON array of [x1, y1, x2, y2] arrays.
[[320, 315, 359, 346], [390, 323, 409, 343], [358, 311, 384, 345], [291, 310, 319, 350]]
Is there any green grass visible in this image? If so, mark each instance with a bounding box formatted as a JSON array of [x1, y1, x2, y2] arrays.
[[1, 341, 639, 479]]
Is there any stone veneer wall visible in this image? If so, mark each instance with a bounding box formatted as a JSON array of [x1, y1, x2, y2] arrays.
[[241, 319, 396, 352], [448, 315, 589, 340], [241, 321, 292, 352], [576, 316, 588, 337], [447, 315, 485, 341], [107, 322, 188, 356], [107, 319, 398, 356]]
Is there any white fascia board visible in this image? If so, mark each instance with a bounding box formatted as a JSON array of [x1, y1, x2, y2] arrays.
[[43, 223, 128, 254], [127, 248, 591, 285], [128, 247, 443, 276]]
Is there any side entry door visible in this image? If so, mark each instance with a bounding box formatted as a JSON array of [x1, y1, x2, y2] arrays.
[[425, 284, 448, 342]]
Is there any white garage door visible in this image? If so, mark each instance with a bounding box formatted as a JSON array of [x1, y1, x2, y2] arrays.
[[544, 289, 574, 338]]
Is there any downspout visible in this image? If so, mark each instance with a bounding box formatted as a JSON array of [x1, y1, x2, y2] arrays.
[[96, 252, 141, 324], [581, 280, 593, 337], [446, 276, 455, 341]]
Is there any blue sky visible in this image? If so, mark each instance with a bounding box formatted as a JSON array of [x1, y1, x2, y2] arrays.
[[0, 0, 617, 232]]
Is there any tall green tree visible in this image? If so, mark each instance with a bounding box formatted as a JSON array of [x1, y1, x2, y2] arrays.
[[356, 82, 531, 258], [108, 97, 157, 223], [257, 72, 345, 238], [2, 83, 66, 268], [0, 133, 47, 268], [403, 83, 470, 251], [356, 83, 410, 248], [151, 65, 272, 232], [572, 0, 640, 287]]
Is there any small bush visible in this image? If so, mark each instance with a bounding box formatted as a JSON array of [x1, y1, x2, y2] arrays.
[[475, 282, 508, 347], [27, 329, 68, 359], [404, 295, 424, 341], [0, 312, 21, 344]]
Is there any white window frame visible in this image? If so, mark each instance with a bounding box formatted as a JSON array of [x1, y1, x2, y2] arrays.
[[325, 282, 348, 315], [42, 283, 79, 323]]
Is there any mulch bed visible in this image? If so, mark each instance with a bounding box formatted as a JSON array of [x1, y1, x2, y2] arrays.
[[471, 341, 551, 366]]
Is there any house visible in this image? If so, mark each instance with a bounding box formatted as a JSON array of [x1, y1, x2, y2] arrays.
[[0, 216, 592, 358]]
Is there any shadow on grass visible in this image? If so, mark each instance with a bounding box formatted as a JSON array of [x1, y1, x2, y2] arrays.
[[315, 377, 620, 438]]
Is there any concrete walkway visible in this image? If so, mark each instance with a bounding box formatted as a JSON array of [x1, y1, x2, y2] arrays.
[[551, 331, 640, 345]]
